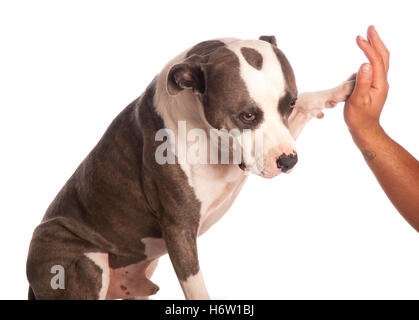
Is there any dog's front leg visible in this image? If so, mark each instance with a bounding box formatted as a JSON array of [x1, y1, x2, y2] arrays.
[[161, 223, 209, 300], [288, 74, 356, 139]]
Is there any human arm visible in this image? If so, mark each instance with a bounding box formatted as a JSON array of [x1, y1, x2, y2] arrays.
[[344, 26, 419, 231]]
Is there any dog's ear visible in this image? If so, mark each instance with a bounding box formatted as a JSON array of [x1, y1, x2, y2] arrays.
[[259, 35, 277, 46], [167, 55, 207, 96]]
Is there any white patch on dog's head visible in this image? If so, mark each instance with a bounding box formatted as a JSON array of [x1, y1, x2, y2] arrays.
[[226, 39, 297, 178]]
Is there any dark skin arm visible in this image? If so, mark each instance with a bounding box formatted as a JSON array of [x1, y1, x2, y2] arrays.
[[344, 26, 419, 232]]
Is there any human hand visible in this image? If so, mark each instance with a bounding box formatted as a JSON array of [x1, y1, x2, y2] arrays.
[[344, 26, 390, 137]]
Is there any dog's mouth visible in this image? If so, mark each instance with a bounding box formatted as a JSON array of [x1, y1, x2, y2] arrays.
[[239, 161, 284, 178]]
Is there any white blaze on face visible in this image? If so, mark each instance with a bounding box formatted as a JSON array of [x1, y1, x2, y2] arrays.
[[227, 40, 296, 177]]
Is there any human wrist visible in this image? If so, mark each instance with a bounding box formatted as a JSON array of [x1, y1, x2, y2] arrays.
[[348, 123, 385, 149]]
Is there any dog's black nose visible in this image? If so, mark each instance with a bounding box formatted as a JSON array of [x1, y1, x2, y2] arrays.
[[276, 153, 298, 172]]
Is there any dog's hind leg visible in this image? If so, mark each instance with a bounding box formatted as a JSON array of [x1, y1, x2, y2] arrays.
[[129, 259, 159, 300], [28, 286, 36, 300], [27, 251, 107, 300], [106, 258, 160, 300], [27, 223, 107, 300]]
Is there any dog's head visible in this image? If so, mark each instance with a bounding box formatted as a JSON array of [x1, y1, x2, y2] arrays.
[[166, 36, 298, 178]]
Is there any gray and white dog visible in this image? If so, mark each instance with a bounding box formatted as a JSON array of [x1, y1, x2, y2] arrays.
[[27, 35, 355, 299]]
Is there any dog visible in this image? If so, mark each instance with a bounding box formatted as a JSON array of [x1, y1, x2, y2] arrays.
[[26, 35, 355, 299]]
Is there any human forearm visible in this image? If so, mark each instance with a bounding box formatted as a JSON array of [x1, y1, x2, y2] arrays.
[[350, 125, 419, 231]]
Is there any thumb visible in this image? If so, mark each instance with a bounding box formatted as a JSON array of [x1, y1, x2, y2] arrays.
[[352, 63, 373, 99]]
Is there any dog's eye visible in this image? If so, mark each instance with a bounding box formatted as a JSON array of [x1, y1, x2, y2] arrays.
[[240, 112, 256, 122], [289, 98, 297, 107]]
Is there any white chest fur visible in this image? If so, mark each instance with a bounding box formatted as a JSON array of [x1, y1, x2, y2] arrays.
[[189, 164, 248, 236]]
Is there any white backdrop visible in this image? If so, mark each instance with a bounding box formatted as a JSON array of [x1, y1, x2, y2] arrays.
[[1, 0, 418, 300]]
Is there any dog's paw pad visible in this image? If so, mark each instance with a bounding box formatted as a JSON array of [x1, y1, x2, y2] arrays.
[[326, 100, 337, 108]]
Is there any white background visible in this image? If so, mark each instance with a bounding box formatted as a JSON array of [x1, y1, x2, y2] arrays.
[[1, 0, 418, 300]]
